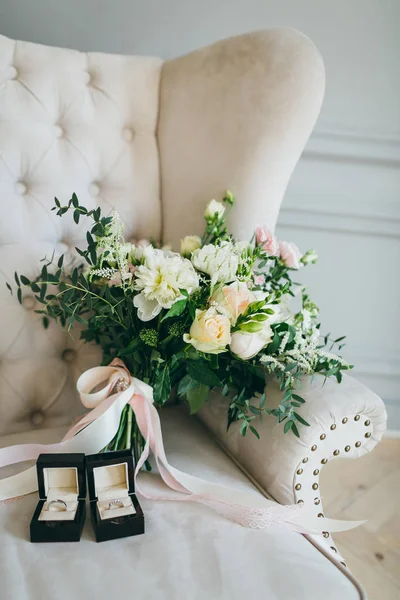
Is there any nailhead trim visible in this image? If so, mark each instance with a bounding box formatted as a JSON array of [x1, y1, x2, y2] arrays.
[[313, 469, 319, 476], [330, 424, 336, 430], [354, 415, 360, 421], [312, 483, 318, 490], [333, 449, 340, 456], [321, 458, 328, 464], [295, 484, 301, 491], [320, 433, 326, 440], [318, 513, 324, 518], [345, 445, 351, 452], [364, 419, 371, 426], [302, 458, 308, 464], [355, 441, 361, 448], [342, 417, 348, 424], [311, 445, 317, 451], [322, 531, 329, 538], [365, 432, 371, 438], [296, 468, 303, 475]]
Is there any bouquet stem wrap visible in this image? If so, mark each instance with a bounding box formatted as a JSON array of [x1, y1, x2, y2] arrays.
[[0, 359, 364, 534]]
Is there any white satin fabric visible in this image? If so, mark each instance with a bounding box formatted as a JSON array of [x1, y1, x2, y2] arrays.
[[0, 408, 362, 600]]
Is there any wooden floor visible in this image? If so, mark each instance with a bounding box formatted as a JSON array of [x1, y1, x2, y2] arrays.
[[321, 439, 400, 600]]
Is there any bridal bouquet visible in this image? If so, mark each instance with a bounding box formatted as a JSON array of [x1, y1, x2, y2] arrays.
[[12, 192, 351, 455]]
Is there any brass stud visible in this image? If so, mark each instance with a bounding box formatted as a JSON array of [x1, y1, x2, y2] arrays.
[[333, 449, 340, 456], [297, 499, 304, 504], [365, 432, 371, 438], [302, 457, 308, 464], [354, 415, 360, 421], [314, 498, 320, 505], [312, 483, 319, 490], [322, 532, 329, 538], [295, 484, 302, 491], [318, 513, 324, 518], [297, 468, 303, 475], [355, 441, 361, 448], [342, 417, 348, 424], [313, 469, 320, 476], [330, 424, 336, 431], [364, 419, 371, 426], [320, 433, 326, 440], [321, 458, 328, 465], [345, 445, 351, 452], [330, 546, 337, 553], [311, 445, 317, 451]]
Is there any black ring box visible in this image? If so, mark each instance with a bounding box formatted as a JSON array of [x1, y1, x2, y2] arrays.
[[86, 449, 145, 543], [30, 453, 86, 543]]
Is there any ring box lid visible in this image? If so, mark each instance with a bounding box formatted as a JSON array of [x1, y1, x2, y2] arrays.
[[86, 449, 136, 502], [36, 453, 86, 501]]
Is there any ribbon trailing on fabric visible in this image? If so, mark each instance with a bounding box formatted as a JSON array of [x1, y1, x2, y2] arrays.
[[0, 359, 364, 534]]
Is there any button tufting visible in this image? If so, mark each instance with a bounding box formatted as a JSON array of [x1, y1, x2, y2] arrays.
[[30, 410, 45, 427], [54, 125, 64, 138], [15, 181, 27, 195], [122, 127, 134, 142], [5, 66, 18, 80], [83, 71, 92, 85], [22, 295, 36, 310], [62, 348, 76, 363], [89, 182, 100, 197]]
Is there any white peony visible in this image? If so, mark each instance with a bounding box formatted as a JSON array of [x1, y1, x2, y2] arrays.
[[204, 199, 225, 220], [191, 242, 239, 285], [133, 247, 199, 321]]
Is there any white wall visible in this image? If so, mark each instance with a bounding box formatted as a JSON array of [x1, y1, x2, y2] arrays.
[[1, 0, 399, 426]]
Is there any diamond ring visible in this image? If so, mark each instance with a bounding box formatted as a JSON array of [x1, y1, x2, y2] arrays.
[[107, 499, 124, 510], [48, 499, 67, 511]]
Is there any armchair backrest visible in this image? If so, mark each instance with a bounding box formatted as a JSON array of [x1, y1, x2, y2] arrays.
[[0, 29, 324, 434]]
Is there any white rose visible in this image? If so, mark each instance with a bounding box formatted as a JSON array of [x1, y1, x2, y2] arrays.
[[180, 235, 202, 257], [191, 242, 238, 285], [204, 199, 225, 220], [183, 308, 231, 354], [210, 281, 254, 324], [230, 320, 274, 360]]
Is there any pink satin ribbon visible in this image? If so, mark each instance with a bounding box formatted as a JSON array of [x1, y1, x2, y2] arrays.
[[0, 360, 365, 534]]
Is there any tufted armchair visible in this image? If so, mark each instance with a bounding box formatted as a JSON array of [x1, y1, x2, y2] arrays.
[[0, 28, 386, 600]]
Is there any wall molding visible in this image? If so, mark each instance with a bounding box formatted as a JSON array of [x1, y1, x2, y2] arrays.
[[305, 127, 400, 167], [279, 194, 400, 237]]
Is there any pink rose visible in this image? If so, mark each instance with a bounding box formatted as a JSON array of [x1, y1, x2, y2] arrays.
[[255, 226, 279, 256], [279, 241, 302, 269], [210, 281, 254, 324]]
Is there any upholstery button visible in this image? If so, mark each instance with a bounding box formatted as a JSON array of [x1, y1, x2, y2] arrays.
[[5, 66, 18, 80], [22, 295, 36, 310], [89, 182, 100, 197], [122, 127, 134, 142], [15, 181, 27, 195], [30, 410, 45, 427], [54, 125, 64, 138], [62, 349, 76, 363]]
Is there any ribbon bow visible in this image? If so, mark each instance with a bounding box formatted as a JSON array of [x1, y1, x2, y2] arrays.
[[0, 360, 364, 533]]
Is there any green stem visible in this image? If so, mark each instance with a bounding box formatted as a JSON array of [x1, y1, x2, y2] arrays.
[[125, 406, 133, 449]]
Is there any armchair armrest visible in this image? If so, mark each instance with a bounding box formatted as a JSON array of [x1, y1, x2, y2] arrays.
[[198, 374, 386, 564]]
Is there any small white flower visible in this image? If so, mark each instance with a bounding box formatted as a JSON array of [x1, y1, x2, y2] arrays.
[[204, 199, 225, 220], [191, 242, 239, 285], [133, 247, 199, 321]]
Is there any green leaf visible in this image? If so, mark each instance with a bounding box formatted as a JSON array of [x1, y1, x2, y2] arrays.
[[161, 299, 187, 322], [249, 426, 260, 439], [73, 209, 80, 224], [284, 420, 292, 434], [186, 383, 209, 414], [293, 412, 310, 427], [153, 364, 171, 405], [6, 282, 12, 294], [20, 275, 30, 285], [291, 422, 300, 438], [177, 374, 198, 397], [43, 316, 49, 329], [14, 272, 20, 286], [17, 287, 22, 304], [187, 360, 221, 387], [291, 394, 305, 403]]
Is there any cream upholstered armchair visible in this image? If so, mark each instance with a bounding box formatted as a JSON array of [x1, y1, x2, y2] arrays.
[[0, 28, 386, 600]]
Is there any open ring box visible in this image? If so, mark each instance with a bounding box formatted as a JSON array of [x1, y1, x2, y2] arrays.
[[86, 449, 145, 543], [30, 453, 86, 543]]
